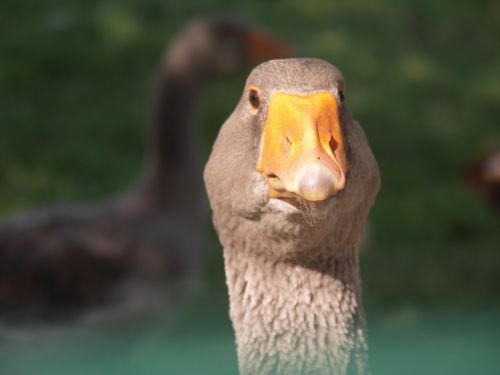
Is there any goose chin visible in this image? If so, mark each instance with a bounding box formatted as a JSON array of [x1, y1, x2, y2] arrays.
[[267, 194, 335, 222], [267, 196, 300, 212]]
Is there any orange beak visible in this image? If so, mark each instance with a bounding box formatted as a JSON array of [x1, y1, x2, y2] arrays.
[[256, 92, 348, 202], [246, 31, 292, 62]]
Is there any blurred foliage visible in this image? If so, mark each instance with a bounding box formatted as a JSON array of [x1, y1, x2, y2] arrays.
[[1, 0, 499, 305], [1, 0, 500, 373]]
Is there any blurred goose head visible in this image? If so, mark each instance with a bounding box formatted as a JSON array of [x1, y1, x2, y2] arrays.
[[166, 16, 291, 80]]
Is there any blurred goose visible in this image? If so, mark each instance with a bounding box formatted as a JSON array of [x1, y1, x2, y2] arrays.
[[463, 149, 500, 212], [205, 59, 380, 374], [0, 17, 290, 320]]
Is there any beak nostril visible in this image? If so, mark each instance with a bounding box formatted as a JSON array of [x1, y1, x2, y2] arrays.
[[329, 136, 338, 153], [282, 136, 293, 155]]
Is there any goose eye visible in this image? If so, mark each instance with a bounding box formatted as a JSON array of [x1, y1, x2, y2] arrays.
[[338, 90, 345, 102], [248, 87, 261, 110]]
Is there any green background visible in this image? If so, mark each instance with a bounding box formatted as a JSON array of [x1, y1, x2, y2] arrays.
[[1, 0, 499, 374]]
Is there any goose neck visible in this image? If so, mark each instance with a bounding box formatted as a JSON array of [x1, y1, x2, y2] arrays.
[[223, 244, 367, 375]]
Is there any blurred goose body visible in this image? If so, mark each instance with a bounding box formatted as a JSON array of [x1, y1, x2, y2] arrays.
[[0, 17, 289, 320]]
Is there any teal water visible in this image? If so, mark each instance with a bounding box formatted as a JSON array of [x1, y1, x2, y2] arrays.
[[1, 301, 498, 375], [368, 307, 500, 375]]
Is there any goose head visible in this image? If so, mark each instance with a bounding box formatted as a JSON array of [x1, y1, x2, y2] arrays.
[[166, 16, 291, 80], [205, 58, 380, 256]]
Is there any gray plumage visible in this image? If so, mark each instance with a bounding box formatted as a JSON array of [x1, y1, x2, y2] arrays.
[[204, 58, 380, 374]]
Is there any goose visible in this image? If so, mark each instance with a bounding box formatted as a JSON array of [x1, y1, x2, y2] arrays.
[[204, 58, 380, 375], [463, 149, 500, 212], [0, 17, 290, 319]]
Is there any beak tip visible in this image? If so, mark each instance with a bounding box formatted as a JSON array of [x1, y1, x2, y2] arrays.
[[293, 164, 344, 201]]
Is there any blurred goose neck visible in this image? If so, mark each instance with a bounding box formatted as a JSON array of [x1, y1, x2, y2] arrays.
[[151, 68, 201, 179], [137, 61, 203, 212]]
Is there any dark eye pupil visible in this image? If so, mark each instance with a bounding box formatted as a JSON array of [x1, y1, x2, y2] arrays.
[[249, 90, 260, 109], [339, 91, 345, 102]]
